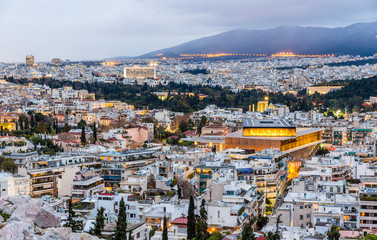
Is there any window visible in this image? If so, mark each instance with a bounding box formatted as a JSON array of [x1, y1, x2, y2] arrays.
[[300, 215, 303, 220], [300, 206, 304, 209], [137, 232, 140, 238], [307, 214, 311, 218]]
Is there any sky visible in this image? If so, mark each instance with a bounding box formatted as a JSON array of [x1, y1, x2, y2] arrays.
[[0, 0, 376, 62]]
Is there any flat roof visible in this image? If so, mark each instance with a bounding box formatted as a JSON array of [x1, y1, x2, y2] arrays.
[[242, 119, 295, 128], [226, 127, 322, 140]]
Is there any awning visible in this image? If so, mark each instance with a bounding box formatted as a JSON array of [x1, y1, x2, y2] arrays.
[[37, 161, 48, 165]]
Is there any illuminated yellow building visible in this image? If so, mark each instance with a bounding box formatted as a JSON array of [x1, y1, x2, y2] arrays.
[[257, 101, 269, 113], [0, 122, 16, 131], [225, 119, 323, 159], [124, 65, 156, 79], [26, 55, 34, 67]]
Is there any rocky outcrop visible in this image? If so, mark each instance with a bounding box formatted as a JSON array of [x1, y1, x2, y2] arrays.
[[0, 195, 102, 240]]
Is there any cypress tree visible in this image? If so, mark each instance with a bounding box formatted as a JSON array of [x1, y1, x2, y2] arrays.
[[162, 215, 168, 240], [113, 197, 128, 240], [242, 220, 256, 240], [90, 207, 105, 237], [81, 126, 86, 145], [93, 123, 97, 143], [195, 199, 209, 240], [187, 196, 196, 240], [64, 197, 82, 232], [177, 185, 182, 200]]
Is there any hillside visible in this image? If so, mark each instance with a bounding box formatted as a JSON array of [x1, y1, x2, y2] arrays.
[[137, 21, 377, 58]]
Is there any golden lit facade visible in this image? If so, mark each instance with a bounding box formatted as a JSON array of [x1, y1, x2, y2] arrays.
[[51, 58, 62, 66], [124, 66, 156, 79], [243, 127, 296, 137], [271, 52, 334, 58], [257, 101, 268, 112], [225, 119, 323, 159], [26, 55, 34, 67]]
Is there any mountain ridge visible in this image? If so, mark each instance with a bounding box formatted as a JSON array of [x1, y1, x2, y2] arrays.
[[135, 21, 377, 58]]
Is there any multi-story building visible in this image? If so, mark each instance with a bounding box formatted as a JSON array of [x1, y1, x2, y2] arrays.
[[26, 55, 34, 67], [124, 66, 156, 79], [0, 173, 30, 197], [28, 168, 61, 197], [225, 119, 323, 160], [359, 178, 377, 228], [332, 127, 347, 146], [71, 171, 104, 199], [51, 58, 63, 66]]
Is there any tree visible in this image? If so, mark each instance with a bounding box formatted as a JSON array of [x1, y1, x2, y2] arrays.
[[64, 197, 82, 232], [316, 146, 330, 156], [196, 116, 207, 135], [274, 214, 282, 239], [80, 126, 86, 145], [327, 225, 340, 240], [63, 122, 70, 132], [195, 199, 209, 240], [78, 119, 87, 129], [208, 232, 224, 240], [242, 220, 256, 240], [177, 179, 195, 199], [90, 207, 105, 237], [256, 215, 268, 229], [364, 234, 377, 240], [129, 230, 133, 240], [38, 121, 46, 133], [93, 123, 97, 143], [263, 214, 282, 240], [178, 120, 189, 133], [187, 196, 196, 240], [113, 197, 128, 240], [34, 112, 45, 122], [148, 174, 156, 189], [177, 185, 182, 200], [0, 156, 18, 173], [162, 215, 168, 240]]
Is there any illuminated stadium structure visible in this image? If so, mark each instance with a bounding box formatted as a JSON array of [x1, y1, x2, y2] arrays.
[[225, 119, 323, 159]]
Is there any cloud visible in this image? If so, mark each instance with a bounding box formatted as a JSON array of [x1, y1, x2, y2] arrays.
[[0, 0, 376, 62]]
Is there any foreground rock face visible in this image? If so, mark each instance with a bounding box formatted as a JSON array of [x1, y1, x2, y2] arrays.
[[0, 195, 102, 240]]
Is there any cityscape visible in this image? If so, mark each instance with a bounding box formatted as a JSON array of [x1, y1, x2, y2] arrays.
[[1, 1, 377, 240]]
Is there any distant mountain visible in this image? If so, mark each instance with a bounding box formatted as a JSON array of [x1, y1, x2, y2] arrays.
[[138, 21, 377, 58]]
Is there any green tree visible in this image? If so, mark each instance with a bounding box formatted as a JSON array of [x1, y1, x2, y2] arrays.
[[242, 220, 256, 240], [208, 232, 224, 240], [38, 121, 46, 133], [256, 215, 268, 229], [93, 123, 97, 143], [81, 127, 86, 145], [196, 116, 207, 135], [327, 225, 340, 240], [113, 197, 128, 240], [177, 185, 182, 200], [364, 234, 377, 240], [34, 112, 45, 122], [162, 215, 168, 240], [195, 199, 209, 240], [77, 119, 87, 129], [178, 120, 188, 133], [0, 156, 18, 173], [90, 207, 105, 237], [64, 197, 83, 232], [187, 196, 196, 240]]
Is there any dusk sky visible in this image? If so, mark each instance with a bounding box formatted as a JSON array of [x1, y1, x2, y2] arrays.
[[0, 0, 376, 62]]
